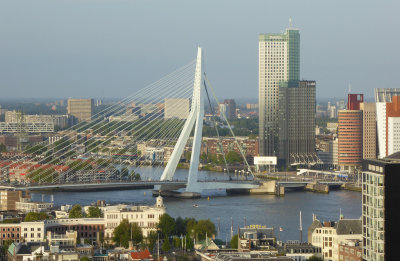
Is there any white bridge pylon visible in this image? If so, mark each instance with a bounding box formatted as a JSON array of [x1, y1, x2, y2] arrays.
[[159, 47, 204, 193]]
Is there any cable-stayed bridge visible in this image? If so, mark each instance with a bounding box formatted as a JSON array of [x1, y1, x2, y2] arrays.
[[2, 47, 260, 198]]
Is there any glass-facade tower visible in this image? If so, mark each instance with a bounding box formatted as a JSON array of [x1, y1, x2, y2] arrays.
[[258, 28, 300, 156]]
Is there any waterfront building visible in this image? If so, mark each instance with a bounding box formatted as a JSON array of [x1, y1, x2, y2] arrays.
[[238, 225, 276, 252], [278, 80, 316, 166], [316, 137, 338, 169], [103, 195, 165, 238], [308, 216, 362, 261], [338, 95, 364, 172], [259, 26, 300, 157], [362, 155, 400, 261], [0, 190, 30, 211], [67, 98, 94, 122], [201, 137, 259, 162], [374, 88, 400, 158], [164, 98, 189, 119], [360, 102, 377, 160], [15, 198, 53, 213]]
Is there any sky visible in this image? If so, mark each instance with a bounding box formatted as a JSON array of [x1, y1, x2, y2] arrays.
[[0, 0, 399, 100]]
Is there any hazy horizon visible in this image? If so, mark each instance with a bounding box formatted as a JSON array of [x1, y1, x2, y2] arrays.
[[1, 0, 399, 100]]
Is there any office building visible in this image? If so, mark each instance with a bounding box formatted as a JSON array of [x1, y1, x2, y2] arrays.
[[259, 27, 300, 157], [164, 98, 190, 119], [362, 156, 400, 261], [360, 103, 377, 160], [278, 80, 316, 166], [338, 94, 364, 172], [385, 96, 400, 156], [338, 110, 363, 172], [375, 88, 400, 158], [67, 98, 93, 122]]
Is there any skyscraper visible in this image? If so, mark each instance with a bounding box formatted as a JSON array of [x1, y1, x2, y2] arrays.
[[278, 80, 316, 166], [259, 27, 300, 156], [375, 88, 400, 157]]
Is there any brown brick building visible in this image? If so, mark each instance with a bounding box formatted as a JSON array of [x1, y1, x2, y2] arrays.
[[201, 137, 259, 162]]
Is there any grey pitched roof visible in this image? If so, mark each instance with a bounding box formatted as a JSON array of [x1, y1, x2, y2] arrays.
[[14, 242, 43, 255], [335, 219, 362, 235], [308, 219, 322, 233]]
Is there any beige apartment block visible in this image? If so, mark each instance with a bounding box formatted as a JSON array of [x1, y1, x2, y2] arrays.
[[67, 98, 93, 122], [360, 102, 377, 160], [164, 98, 190, 119]]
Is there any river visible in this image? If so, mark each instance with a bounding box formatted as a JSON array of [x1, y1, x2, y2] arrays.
[[31, 168, 361, 243]]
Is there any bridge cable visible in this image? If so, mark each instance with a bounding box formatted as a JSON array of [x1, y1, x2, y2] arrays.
[[204, 74, 254, 178]]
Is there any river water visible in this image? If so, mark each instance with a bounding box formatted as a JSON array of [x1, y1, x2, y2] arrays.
[[31, 168, 361, 243]]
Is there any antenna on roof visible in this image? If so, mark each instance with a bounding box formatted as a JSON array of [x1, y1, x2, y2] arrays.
[[348, 83, 352, 93], [289, 17, 293, 28]]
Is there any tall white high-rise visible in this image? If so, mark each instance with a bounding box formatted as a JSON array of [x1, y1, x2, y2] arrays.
[[374, 88, 400, 158], [259, 27, 300, 156]]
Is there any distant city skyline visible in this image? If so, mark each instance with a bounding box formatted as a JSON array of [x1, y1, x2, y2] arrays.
[[0, 0, 399, 99]]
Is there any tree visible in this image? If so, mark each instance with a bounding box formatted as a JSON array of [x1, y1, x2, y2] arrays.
[[130, 222, 143, 244], [120, 167, 129, 177], [307, 256, 323, 261], [185, 218, 197, 237], [185, 151, 192, 162], [87, 206, 102, 218], [147, 231, 158, 252], [24, 212, 48, 222], [131, 171, 141, 181], [113, 219, 143, 248], [230, 234, 238, 249], [193, 219, 216, 241], [1, 239, 13, 257], [175, 217, 186, 236], [172, 237, 181, 248], [248, 133, 257, 140], [69, 204, 83, 218], [158, 214, 176, 237], [161, 236, 170, 252], [81, 257, 91, 261], [25, 144, 47, 155], [226, 151, 242, 164]]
